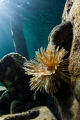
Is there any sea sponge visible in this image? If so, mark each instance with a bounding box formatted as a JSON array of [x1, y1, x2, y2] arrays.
[[24, 44, 70, 95]]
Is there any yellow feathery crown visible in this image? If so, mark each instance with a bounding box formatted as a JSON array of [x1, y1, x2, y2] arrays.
[[24, 44, 70, 95]]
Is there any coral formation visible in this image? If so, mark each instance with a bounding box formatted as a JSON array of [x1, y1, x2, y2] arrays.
[[24, 43, 70, 95]]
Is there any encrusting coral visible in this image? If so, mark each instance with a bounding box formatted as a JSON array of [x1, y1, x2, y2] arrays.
[[24, 43, 70, 95]]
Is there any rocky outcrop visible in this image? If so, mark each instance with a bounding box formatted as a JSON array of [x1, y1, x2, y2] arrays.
[[1, 109, 39, 120], [48, 21, 73, 57], [0, 52, 33, 102], [62, 0, 80, 86], [48, 0, 80, 119], [1, 106, 57, 120], [48, 11, 73, 120], [0, 53, 59, 119], [62, 0, 80, 119], [0, 90, 14, 116], [10, 100, 43, 114]]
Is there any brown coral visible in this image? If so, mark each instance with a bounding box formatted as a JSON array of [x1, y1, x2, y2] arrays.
[[24, 44, 70, 95]]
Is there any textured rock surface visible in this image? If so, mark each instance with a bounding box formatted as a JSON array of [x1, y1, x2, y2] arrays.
[[48, 21, 73, 57], [9, 94, 61, 119], [0, 52, 33, 102], [62, 0, 80, 83], [0, 90, 15, 116], [0, 53, 58, 118], [10, 100, 43, 114], [0, 106, 57, 120], [62, 0, 80, 119], [71, 98, 80, 120], [48, 12, 73, 120], [0, 109, 39, 120], [49, 0, 80, 119], [32, 106, 57, 120]]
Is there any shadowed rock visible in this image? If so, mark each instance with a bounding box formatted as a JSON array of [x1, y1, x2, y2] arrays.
[[0, 52, 33, 102], [48, 21, 73, 57], [1, 106, 57, 120]]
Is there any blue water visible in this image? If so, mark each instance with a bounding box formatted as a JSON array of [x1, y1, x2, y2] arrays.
[[0, 0, 66, 59], [0, 83, 3, 86], [20, 0, 66, 58]]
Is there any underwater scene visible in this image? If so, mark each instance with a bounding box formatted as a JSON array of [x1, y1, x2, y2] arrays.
[[0, 0, 80, 119], [0, 0, 65, 59]]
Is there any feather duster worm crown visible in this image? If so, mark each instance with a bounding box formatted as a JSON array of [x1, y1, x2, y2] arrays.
[[24, 44, 70, 95]]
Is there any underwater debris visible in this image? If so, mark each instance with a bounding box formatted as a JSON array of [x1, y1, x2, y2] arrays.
[[24, 44, 70, 95]]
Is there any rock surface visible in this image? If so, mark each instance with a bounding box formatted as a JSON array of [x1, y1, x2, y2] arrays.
[[10, 100, 43, 114], [48, 9, 74, 120], [0, 106, 57, 120], [62, 0, 80, 84], [0, 53, 59, 119], [48, 21, 73, 57], [62, 0, 80, 119], [0, 90, 15, 116], [0, 52, 33, 102], [49, 0, 80, 119]]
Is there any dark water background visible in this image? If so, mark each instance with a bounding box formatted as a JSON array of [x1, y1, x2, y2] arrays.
[[0, 0, 66, 60]]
